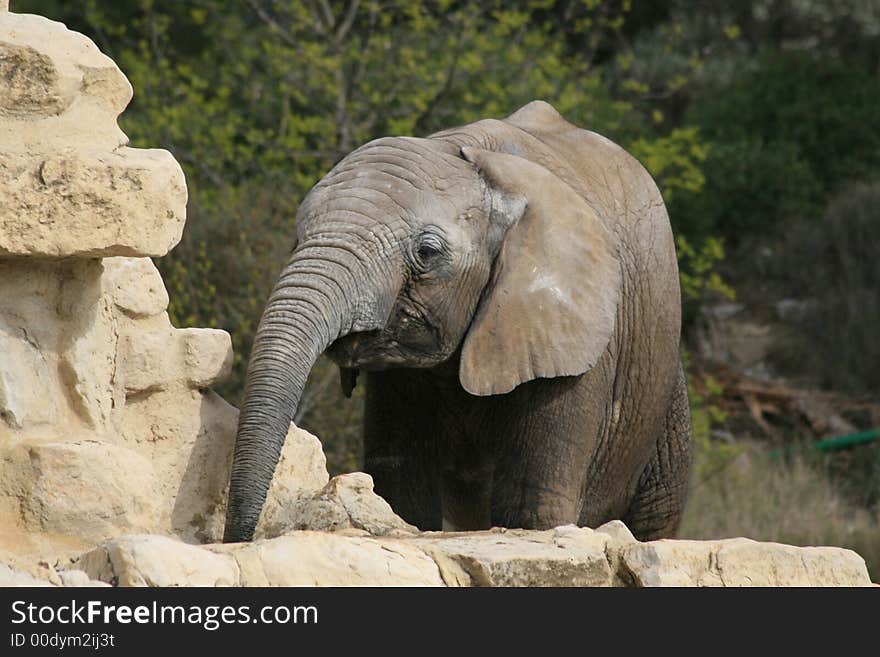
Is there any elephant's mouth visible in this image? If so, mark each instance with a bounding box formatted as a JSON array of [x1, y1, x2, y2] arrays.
[[326, 327, 446, 371], [326, 331, 372, 368], [326, 330, 400, 370]]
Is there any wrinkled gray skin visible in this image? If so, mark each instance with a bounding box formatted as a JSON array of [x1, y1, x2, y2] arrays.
[[223, 101, 692, 543]]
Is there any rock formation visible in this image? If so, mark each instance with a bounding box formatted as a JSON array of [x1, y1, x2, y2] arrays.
[[0, 9, 328, 561], [68, 521, 872, 587], [0, 7, 873, 587]]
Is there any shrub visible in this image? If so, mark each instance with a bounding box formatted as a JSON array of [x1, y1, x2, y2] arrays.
[[770, 182, 880, 395], [673, 137, 819, 239], [674, 51, 880, 241]]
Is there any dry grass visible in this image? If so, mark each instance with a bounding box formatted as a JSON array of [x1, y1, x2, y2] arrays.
[[679, 444, 880, 581]]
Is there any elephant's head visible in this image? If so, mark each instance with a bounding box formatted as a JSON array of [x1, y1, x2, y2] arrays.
[[223, 103, 622, 542]]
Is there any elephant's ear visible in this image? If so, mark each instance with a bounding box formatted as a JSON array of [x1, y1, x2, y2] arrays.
[[459, 146, 622, 396]]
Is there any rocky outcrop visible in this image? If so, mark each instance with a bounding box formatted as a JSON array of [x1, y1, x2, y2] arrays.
[[619, 536, 871, 587], [0, 13, 185, 258], [0, 546, 109, 587], [69, 523, 870, 587], [0, 10, 328, 561], [0, 7, 874, 588], [265, 472, 419, 538]]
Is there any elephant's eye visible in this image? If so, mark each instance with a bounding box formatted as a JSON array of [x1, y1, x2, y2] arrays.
[[415, 233, 446, 262], [417, 242, 441, 259]]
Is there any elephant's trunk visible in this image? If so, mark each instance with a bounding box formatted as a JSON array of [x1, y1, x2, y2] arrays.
[[223, 244, 388, 542]]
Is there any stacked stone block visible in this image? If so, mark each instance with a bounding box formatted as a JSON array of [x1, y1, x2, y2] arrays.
[[0, 10, 328, 558]]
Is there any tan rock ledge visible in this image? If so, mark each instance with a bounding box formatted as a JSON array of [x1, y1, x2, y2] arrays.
[[73, 524, 872, 587], [0, 149, 186, 257]]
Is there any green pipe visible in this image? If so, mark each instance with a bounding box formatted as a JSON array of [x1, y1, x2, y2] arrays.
[[767, 428, 880, 459], [813, 429, 880, 451]]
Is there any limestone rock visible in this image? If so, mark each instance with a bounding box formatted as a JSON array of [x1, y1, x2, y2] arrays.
[[594, 520, 640, 586], [8, 441, 164, 543], [262, 472, 417, 539], [0, 527, 93, 575], [0, 562, 55, 587], [77, 535, 238, 587], [0, 13, 130, 153], [118, 388, 328, 543], [56, 262, 119, 430], [0, 149, 187, 257], [102, 257, 169, 318], [595, 519, 638, 544], [71, 525, 874, 588], [0, 317, 58, 430], [715, 539, 871, 586], [621, 537, 872, 587], [254, 424, 333, 539], [118, 324, 232, 394], [1, 14, 187, 259], [410, 525, 615, 587], [225, 533, 444, 586], [0, 10, 330, 564], [0, 548, 69, 586], [58, 569, 110, 587], [0, 258, 118, 437], [78, 533, 443, 587], [181, 329, 235, 388]]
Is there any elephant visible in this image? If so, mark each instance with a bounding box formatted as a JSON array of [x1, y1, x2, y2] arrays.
[[223, 100, 692, 543]]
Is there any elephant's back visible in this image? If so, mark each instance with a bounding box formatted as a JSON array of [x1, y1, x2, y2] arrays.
[[504, 102, 675, 254]]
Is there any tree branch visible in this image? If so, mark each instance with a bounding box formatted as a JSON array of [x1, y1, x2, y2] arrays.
[[242, 0, 298, 46], [176, 151, 228, 189], [317, 0, 336, 30], [335, 0, 361, 45], [335, 67, 352, 152]]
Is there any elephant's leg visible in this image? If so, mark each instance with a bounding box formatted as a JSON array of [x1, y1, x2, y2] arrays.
[[623, 363, 692, 540], [488, 377, 594, 529], [363, 370, 442, 531]]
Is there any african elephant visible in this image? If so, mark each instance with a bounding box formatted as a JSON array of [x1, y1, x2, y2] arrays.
[[223, 100, 692, 543]]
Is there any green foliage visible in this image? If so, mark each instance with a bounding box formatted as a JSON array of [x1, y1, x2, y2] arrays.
[[677, 235, 733, 302], [628, 127, 706, 204], [693, 52, 880, 183], [674, 51, 880, 241], [676, 234, 735, 327], [676, 137, 820, 239]]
